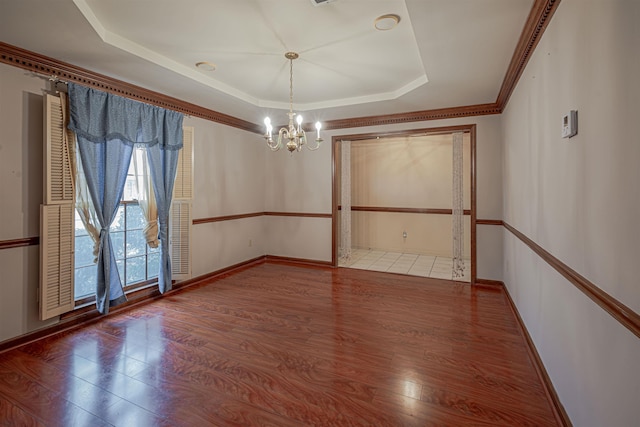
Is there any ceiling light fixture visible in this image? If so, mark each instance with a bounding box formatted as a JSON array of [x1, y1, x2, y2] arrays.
[[263, 52, 322, 152], [195, 61, 216, 71], [374, 14, 400, 31]]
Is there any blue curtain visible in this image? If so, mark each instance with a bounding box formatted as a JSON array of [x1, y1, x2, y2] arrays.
[[147, 144, 181, 293], [67, 83, 183, 314]]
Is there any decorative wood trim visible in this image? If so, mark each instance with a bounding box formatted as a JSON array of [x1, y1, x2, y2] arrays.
[[339, 206, 471, 216], [0, 256, 265, 353], [502, 280, 572, 427], [265, 255, 333, 268], [476, 219, 504, 226], [169, 256, 265, 290], [0, 42, 262, 134], [0, 237, 39, 250], [264, 211, 332, 219], [332, 135, 338, 267], [470, 125, 477, 284], [503, 221, 640, 339], [192, 212, 264, 225], [323, 103, 501, 130], [474, 278, 505, 290], [495, 0, 562, 109], [332, 124, 478, 143], [192, 211, 333, 225]]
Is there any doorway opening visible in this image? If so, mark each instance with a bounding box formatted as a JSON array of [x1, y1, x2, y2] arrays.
[[332, 125, 476, 284]]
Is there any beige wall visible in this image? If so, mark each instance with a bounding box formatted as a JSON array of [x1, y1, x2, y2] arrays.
[[347, 134, 471, 257], [351, 211, 471, 257], [351, 135, 471, 208], [263, 132, 334, 263], [501, 0, 640, 425], [0, 63, 58, 342], [185, 115, 267, 277]]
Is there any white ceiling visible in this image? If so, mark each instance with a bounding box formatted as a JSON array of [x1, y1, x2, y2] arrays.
[[0, 0, 533, 124]]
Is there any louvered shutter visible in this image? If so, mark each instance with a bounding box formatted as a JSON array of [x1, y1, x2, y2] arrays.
[[173, 126, 193, 199], [170, 200, 191, 279], [170, 126, 193, 280], [40, 94, 75, 319]]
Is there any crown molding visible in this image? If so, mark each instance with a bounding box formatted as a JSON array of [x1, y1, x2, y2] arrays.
[[495, 0, 562, 110], [322, 103, 501, 130], [0, 41, 262, 134]]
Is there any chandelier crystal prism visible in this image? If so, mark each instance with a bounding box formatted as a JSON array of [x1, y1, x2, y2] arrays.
[[263, 52, 322, 152]]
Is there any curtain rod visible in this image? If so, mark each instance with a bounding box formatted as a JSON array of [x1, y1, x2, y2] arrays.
[[27, 71, 68, 94]]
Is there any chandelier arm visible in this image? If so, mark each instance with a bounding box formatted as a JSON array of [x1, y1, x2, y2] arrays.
[[306, 138, 322, 151], [266, 137, 280, 151]]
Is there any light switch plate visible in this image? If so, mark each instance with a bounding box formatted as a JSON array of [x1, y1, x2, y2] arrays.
[[562, 110, 578, 138]]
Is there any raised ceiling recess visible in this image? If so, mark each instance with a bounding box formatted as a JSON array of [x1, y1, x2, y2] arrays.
[[73, 0, 427, 111]]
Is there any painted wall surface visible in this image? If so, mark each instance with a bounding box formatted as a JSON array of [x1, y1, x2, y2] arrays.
[[263, 131, 334, 263], [351, 135, 471, 209], [348, 134, 471, 257], [351, 211, 471, 258], [501, 1, 640, 425], [186, 115, 267, 277], [0, 63, 59, 342]]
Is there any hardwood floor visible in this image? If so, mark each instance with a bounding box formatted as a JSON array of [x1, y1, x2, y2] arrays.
[[0, 263, 559, 426]]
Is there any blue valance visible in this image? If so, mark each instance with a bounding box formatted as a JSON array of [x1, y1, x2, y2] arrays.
[[67, 82, 184, 150]]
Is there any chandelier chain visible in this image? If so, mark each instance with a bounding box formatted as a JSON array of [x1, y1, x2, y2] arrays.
[[289, 57, 294, 114]]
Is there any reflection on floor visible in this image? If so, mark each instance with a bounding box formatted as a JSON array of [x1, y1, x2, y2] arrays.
[[339, 248, 471, 282]]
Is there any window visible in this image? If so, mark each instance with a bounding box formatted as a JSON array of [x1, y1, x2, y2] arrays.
[[40, 93, 193, 318], [74, 149, 167, 301]]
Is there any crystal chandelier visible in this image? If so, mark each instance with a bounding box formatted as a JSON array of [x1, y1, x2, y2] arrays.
[[263, 52, 322, 152]]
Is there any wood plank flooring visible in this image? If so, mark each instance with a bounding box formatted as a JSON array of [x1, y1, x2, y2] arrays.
[[0, 263, 559, 426]]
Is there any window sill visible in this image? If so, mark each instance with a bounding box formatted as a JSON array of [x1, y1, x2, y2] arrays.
[[61, 280, 160, 320]]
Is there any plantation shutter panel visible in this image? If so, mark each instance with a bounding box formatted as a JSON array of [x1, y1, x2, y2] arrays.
[[40, 94, 75, 319], [44, 94, 74, 204], [170, 126, 193, 280], [173, 126, 193, 199], [170, 200, 192, 279]]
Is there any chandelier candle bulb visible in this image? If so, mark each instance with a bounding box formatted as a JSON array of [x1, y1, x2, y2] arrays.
[[296, 114, 303, 132], [315, 121, 321, 139], [263, 117, 272, 139]]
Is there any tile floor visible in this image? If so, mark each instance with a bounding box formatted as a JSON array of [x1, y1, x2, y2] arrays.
[[339, 248, 470, 282]]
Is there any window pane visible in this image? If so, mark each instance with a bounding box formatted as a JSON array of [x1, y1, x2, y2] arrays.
[[126, 203, 145, 230], [111, 205, 125, 232], [126, 229, 146, 257], [75, 264, 96, 299], [75, 235, 96, 268], [147, 252, 160, 279], [75, 195, 159, 301], [116, 259, 125, 283], [122, 175, 137, 201], [75, 211, 88, 237], [111, 231, 125, 260], [126, 256, 146, 285], [148, 241, 160, 254]]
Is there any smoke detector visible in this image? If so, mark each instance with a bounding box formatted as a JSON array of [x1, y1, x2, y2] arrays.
[[310, 0, 337, 6]]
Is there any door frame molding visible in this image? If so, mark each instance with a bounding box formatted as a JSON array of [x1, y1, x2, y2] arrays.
[[331, 124, 477, 283]]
